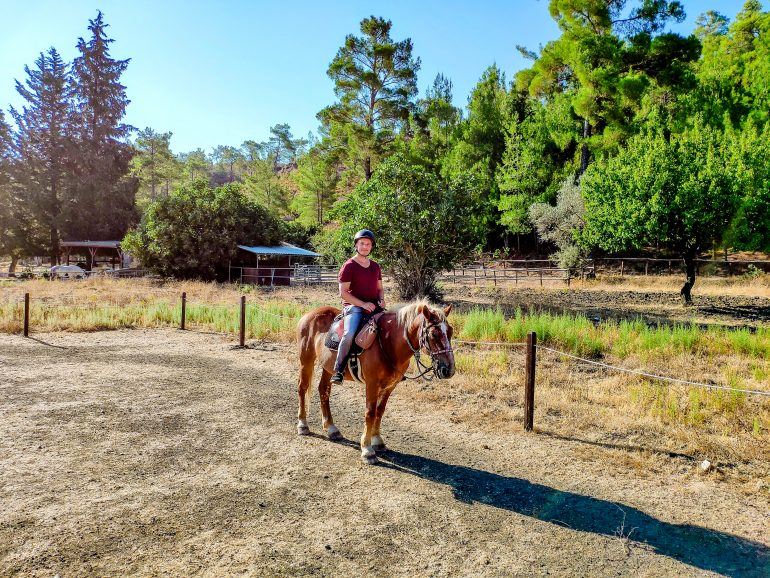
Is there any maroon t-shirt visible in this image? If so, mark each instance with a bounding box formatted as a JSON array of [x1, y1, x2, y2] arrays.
[[339, 258, 382, 305]]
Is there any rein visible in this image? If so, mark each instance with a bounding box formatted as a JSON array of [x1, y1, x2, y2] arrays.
[[377, 314, 453, 381]]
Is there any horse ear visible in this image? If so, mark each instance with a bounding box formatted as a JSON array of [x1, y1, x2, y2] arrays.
[[443, 304, 452, 317], [417, 304, 429, 319]]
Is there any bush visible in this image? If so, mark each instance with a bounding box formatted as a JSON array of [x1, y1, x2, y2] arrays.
[[122, 180, 285, 280], [317, 154, 484, 299]]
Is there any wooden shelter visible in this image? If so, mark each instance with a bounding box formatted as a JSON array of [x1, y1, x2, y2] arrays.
[[60, 241, 126, 270], [231, 243, 321, 286]]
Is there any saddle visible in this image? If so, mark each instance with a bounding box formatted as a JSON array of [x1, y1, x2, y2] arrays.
[[324, 310, 385, 352]]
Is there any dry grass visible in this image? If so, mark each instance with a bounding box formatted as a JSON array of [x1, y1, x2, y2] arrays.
[[3, 277, 769, 480], [574, 272, 770, 298]]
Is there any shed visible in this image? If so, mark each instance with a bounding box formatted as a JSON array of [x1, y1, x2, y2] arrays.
[[60, 240, 127, 270], [232, 243, 321, 286]]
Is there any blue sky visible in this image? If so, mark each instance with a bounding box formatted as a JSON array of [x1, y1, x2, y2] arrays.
[[1, 0, 757, 153]]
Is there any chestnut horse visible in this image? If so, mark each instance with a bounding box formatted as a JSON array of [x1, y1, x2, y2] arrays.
[[296, 301, 455, 464]]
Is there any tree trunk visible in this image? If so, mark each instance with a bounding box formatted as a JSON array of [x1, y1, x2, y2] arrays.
[[50, 224, 59, 266], [680, 254, 697, 305], [9, 255, 19, 276], [578, 119, 591, 175], [364, 157, 372, 181]]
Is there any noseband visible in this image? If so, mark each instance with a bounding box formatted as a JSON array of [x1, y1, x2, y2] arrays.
[[403, 316, 454, 380]]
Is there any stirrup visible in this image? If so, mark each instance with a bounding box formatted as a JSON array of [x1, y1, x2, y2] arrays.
[[331, 371, 343, 384]]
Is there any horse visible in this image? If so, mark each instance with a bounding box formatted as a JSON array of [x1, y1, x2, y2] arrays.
[[296, 300, 456, 464]]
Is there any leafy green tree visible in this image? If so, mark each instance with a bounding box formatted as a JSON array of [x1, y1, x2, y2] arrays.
[[497, 95, 579, 237], [242, 157, 290, 215], [180, 148, 211, 182], [517, 0, 696, 173], [0, 110, 43, 273], [131, 127, 174, 200], [724, 120, 770, 251], [528, 177, 586, 269], [66, 11, 138, 241], [693, 1, 769, 127], [406, 73, 462, 171], [318, 154, 483, 299], [267, 123, 308, 167], [290, 147, 338, 227], [9, 47, 72, 262], [122, 180, 284, 280], [580, 118, 740, 303], [211, 145, 244, 183], [320, 16, 420, 181], [443, 65, 512, 246]]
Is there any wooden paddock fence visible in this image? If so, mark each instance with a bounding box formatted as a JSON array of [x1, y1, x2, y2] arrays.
[[15, 292, 769, 435]]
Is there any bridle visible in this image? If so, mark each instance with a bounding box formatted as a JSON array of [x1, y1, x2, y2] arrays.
[[401, 315, 454, 380]]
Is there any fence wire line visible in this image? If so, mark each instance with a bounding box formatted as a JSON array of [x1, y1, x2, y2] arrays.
[[12, 299, 770, 399], [537, 344, 770, 398]]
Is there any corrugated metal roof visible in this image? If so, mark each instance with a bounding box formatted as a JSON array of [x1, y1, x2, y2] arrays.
[[61, 241, 121, 249], [237, 243, 320, 257]]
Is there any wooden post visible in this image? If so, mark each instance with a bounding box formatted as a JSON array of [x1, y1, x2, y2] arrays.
[[474, 269, 477, 285], [514, 268, 518, 286], [524, 331, 536, 431], [23, 293, 30, 338], [566, 270, 571, 287], [644, 261, 649, 276], [239, 296, 246, 347], [180, 292, 186, 330], [493, 270, 497, 286], [620, 260, 625, 277], [539, 269, 543, 287]]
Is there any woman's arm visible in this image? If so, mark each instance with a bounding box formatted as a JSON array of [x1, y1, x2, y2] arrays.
[[339, 281, 376, 311], [377, 279, 385, 308]]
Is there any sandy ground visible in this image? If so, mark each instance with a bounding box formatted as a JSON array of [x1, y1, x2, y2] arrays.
[[1, 329, 769, 577]]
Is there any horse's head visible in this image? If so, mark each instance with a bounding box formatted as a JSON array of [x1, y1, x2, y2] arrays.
[[417, 303, 455, 379]]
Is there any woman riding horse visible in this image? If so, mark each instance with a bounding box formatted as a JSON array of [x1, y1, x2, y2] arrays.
[[330, 229, 384, 385]]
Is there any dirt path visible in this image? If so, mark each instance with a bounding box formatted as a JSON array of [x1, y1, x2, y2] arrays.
[[1, 330, 768, 577]]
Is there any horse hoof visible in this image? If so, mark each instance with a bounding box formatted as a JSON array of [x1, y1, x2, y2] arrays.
[[361, 446, 377, 464], [326, 425, 343, 441], [372, 443, 387, 453], [297, 421, 310, 435]]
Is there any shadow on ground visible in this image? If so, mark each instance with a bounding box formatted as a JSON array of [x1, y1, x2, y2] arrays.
[[354, 444, 769, 577]]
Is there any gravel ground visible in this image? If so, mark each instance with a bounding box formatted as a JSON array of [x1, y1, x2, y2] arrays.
[[1, 329, 768, 577]]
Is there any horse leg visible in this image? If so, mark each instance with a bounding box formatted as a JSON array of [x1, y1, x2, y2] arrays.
[[318, 369, 342, 440], [296, 356, 314, 435], [371, 387, 393, 453], [360, 383, 379, 464]]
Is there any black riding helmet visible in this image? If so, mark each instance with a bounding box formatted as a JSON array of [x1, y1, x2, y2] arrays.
[[353, 229, 375, 248]]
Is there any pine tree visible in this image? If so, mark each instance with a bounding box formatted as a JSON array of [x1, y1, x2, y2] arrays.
[[320, 16, 420, 182], [67, 11, 138, 241], [9, 48, 72, 262]]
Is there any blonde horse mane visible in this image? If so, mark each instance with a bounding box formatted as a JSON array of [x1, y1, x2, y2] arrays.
[[394, 299, 447, 329]]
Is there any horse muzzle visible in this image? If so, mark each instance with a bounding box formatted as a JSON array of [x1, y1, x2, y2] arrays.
[[436, 363, 454, 379]]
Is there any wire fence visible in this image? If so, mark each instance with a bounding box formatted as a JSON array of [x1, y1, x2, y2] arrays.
[[453, 339, 770, 399], [9, 293, 770, 433]]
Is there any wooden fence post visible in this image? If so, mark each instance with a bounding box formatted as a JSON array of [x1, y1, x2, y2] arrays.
[[620, 260, 625, 276], [180, 292, 186, 330], [23, 293, 30, 338], [493, 270, 497, 286], [524, 331, 536, 431], [239, 296, 246, 347], [539, 269, 543, 287]]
